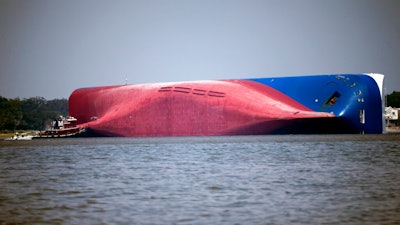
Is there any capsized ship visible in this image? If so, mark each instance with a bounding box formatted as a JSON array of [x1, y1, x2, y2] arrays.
[[69, 73, 384, 136]]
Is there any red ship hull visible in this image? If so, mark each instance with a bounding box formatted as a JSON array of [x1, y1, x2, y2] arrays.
[[69, 80, 334, 136]]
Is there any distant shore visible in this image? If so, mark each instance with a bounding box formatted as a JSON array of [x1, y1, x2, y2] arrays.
[[0, 130, 38, 138], [386, 126, 400, 133]]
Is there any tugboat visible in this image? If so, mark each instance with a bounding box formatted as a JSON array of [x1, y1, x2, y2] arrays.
[[36, 116, 86, 138]]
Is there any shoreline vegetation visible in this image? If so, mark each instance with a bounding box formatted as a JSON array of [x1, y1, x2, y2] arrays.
[[0, 96, 68, 133]]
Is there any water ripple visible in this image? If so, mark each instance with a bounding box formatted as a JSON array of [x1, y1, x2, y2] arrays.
[[1, 135, 399, 224]]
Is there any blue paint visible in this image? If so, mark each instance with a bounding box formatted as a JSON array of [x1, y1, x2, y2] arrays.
[[247, 74, 383, 133]]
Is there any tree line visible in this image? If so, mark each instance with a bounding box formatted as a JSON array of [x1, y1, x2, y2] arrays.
[[387, 91, 400, 108], [0, 96, 68, 132]]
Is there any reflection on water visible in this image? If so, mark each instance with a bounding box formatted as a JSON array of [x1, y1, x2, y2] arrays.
[[1, 135, 400, 224]]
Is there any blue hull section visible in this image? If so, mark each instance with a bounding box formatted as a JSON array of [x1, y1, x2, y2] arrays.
[[248, 74, 384, 134]]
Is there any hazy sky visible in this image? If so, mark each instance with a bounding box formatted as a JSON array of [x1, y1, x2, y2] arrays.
[[1, 0, 399, 99]]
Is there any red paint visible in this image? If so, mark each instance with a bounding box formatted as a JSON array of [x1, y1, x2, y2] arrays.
[[69, 80, 334, 136]]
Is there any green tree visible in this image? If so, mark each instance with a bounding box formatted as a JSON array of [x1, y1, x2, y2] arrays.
[[0, 97, 22, 131], [0, 96, 68, 131], [386, 91, 400, 107], [18, 97, 47, 130]]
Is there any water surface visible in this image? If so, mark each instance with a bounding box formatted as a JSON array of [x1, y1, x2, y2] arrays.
[[1, 135, 399, 224]]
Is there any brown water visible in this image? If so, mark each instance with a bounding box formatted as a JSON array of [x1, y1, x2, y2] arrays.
[[1, 135, 399, 224]]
